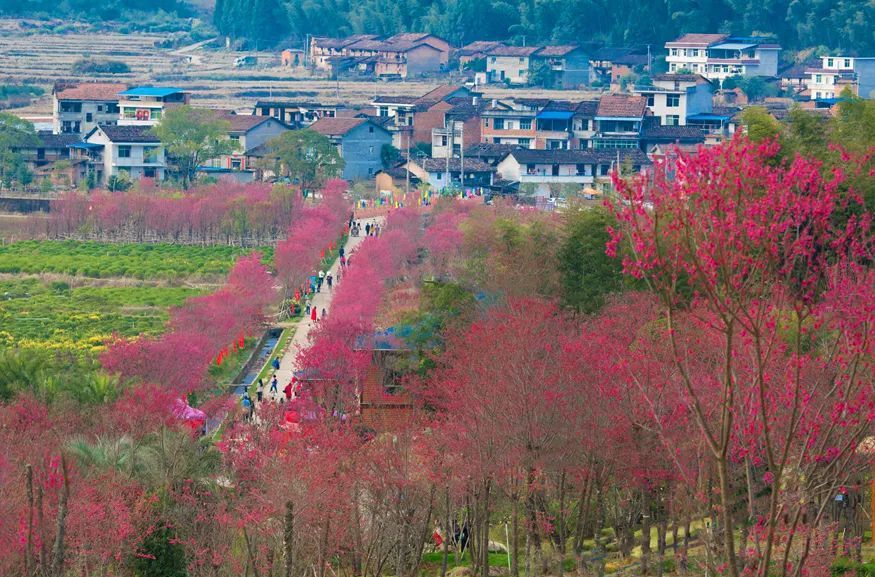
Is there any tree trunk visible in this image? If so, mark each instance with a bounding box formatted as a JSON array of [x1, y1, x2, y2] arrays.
[[655, 520, 667, 577], [481, 480, 491, 577], [37, 484, 47, 572], [284, 501, 295, 577], [25, 464, 33, 577], [511, 488, 520, 577], [49, 456, 69, 577], [557, 471, 567, 577], [243, 526, 262, 577], [441, 487, 450, 577], [640, 496, 651, 576], [717, 456, 740, 577]]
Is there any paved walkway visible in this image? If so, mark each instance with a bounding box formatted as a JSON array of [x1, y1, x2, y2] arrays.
[[264, 217, 383, 402]]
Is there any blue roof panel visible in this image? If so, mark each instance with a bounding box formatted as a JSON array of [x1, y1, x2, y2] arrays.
[[537, 110, 574, 120], [119, 86, 187, 97]]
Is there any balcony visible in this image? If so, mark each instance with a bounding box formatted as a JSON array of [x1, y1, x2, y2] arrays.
[[520, 173, 593, 184]]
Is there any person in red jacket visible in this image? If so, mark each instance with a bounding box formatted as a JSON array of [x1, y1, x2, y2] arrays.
[[283, 381, 293, 400]]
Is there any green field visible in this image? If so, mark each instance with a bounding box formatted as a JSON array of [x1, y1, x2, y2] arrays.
[[0, 240, 273, 280], [0, 277, 201, 354]]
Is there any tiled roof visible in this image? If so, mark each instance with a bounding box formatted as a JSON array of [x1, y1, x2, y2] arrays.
[[308, 117, 368, 136], [97, 125, 160, 143], [536, 45, 580, 57], [415, 85, 465, 106], [574, 101, 599, 117], [652, 73, 704, 83], [35, 131, 81, 148], [373, 95, 417, 104], [666, 33, 728, 46], [489, 45, 541, 57], [596, 94, 648, 118], [224, 114, 275, 132], [507, 148, 651, 165], [458, 41, 505, 56], [54, 82, 127, 101], [642, 123, 706, 141], [313, 35, 378, 50], [464, 143, 522, 158], [412, 158, 495, 173]]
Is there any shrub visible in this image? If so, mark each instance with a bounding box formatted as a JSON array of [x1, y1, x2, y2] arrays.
[[71, 59, 131, 75]]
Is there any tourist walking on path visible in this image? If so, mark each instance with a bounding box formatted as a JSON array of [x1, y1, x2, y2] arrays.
[[327, 273, 333, 290], [310, 306, 318, 323], [256, 379, 264, 402], [270, 374, 278, 395]]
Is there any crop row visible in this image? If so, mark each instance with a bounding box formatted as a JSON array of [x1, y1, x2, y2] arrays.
[[0, 240, 273, 280]]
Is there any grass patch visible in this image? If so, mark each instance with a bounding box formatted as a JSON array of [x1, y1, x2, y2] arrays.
[[254, 327, 294, 384], [0, 240, 274, 280], [0, 277, 200, 353]]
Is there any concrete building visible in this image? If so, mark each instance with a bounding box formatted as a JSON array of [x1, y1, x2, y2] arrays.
[[665, 33, 780, 81], [592, 95, 649, 149], [14, 132, 84, 188], [806, 56, 875, 100], [81, 125, 165, 185], [634, 74, 714, 126], [372, 85, 472, 148], [401, 157, 495, 192], [496, 148, 650, 196], [52, 82, 126, 135], [201, 113, 290, 176], [308, 33, 450, 78], [117, 87, 190, 126], [308, 117, 392, 180], [253, 101, 347, 128], [535, 45, 590, 88], [486, 45, 543, 84]]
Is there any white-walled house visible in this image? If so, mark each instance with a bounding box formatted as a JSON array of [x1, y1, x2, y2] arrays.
[[665, 34, 780, 81], [806, 56, 875, 100], [52, 82, 126, 135], [117, 87, 190, 126], [82, 125, 164, 185], [634, 74, 714, 126]]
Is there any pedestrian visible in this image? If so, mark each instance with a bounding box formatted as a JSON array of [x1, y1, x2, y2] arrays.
[[340, 255, 346, 268], [365, 223, 371, 236], [326, 273, 333, 289], [346, 256, 351, 268], [270, 374, 278, 395], [283, 381, 293, 400], [311, 306, 318, 322], [272, 356, 280, 371], [339, 246, 345, 258], [321, 307, 327, 320], [305, 300, 311, 316], [256, 379, 264, 402], [242, 392, 253, 421]]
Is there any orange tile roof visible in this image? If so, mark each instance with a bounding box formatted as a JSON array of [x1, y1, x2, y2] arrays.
[[596, 94, 648, 118], [308, 116, 367, 136], [54, 82, 127, 101]]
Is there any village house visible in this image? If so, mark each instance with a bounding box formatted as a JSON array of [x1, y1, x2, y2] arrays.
[[308, 117, 392, 180], [480, 98, 543, 148], [200, 113, 290, 181], [308, 33, 450, 79], [457, 40, 505, 69], [571, 101, 598, 149], [463, 143, 523, 166], [252, 101, 348, 128], [592, 94, 649, 149], [280, 48, 305, 68], [117, 87, 190, 126], [52, 82, 126, 135], [484, 44, 589, 87], [372, 85, 473, 149], [589, 47, 649, 86], [640, 119, 706, 156], [401, 157, 495, 192], [633, 74, 714, 126], [79, 125, 165, 185], [665, 33, 780, 81], [14, 132, 84, 188], [428, 97, 486, 158], [495, 147, 650, 196], [806, 56, 875, 100]]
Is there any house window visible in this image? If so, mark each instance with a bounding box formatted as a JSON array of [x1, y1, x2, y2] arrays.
[[143, 146, 159, 163], [60, 101, 82, 113], [231, 159, 242, 170], [665, 115, 680, 126], [667, 94, 680, 107], [670, 63, 676, 72], [600, 164, 609, 176], [493, 118, 504, 130], [144, 167, 156, 178], [844, 58, 851, 68], [491, 57, 497, 63], [441, 136, 448, 146], [520, 119, 532, 130], [106, 104, 118, 114], [519, 57, 525, 63], [369, 125, 374, 133], [369, 146, 375, 154], [827, 58, 834, 68], [575, 163, 586, 175], [815, 74, 822, 84], [646, 94, 654, 107], [118, 145, 131, 158], [436, 172, 442, 180], [670, 48, 678, 56], [518, 138, 531, 148]]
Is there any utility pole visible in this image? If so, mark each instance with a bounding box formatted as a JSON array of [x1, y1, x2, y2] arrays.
[[445, 115, 451, 194], [459, 121, 465, 192], [647, 44, 652, 73], [405, 135, 410, 196]]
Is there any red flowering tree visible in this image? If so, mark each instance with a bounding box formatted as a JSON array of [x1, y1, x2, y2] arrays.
[[608, 137, 874, 577]]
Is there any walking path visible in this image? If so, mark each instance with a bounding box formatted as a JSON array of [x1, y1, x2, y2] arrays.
[[264, 217, 383, 402]]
